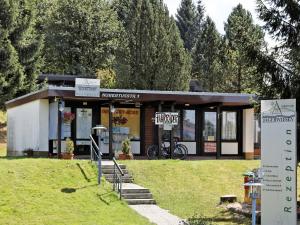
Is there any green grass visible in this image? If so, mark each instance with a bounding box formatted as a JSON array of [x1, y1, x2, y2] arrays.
[[123, 160, 260, 225], [0, 144, 6, 156], [0, 158, 152, 225]]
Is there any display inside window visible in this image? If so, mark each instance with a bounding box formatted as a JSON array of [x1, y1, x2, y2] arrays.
[[172, 110, 181, 139], [222, 111, 237, 140], [76, 108, 92, 139], [204, 112, 216, 141], [63, 107, 73, 138], [101, 108, 140, 152], [183, 110, 195, 141]]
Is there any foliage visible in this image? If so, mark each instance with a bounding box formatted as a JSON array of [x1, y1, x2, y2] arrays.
[[192, 16, 222, 92], [256, 0, 300, 99], [96, 69, 117, 89], [42, 0, 123, 76], [115, 0, 191, 91], [222, 4, 265, 93], [176, 0, 205, 51], [65, 138, 74, 154], [0, 158, 151, 224], [121, 138, 131, 155], [0, 0, 43, 108]]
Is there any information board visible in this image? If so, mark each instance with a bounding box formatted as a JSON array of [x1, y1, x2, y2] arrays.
[[261, 99, 297, 225], [75, 78, 100, 97]]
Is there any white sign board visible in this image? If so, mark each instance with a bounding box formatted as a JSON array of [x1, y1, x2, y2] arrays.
[[155, 112, 179, 125], [75, 78, 100, 97], [261, 99, 297, 225]]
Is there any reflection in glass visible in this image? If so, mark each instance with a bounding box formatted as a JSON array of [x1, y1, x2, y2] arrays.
[[222, 111, 237, 140], [183, 110, 195, 141], [204, 112, 216, 141]]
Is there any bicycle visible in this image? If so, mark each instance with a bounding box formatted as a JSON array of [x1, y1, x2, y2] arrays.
[[147, 137, 188, 160]]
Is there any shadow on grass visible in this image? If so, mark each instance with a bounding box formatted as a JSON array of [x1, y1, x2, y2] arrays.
[[97, 191, 119, 205], [186, 209, 251, 225], [61, 184, 98, 194], [76, 162, 95, 182]]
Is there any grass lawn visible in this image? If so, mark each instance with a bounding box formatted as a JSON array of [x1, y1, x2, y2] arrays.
[[0, 143, 6, 156], [0, 158, 152, 225], [123, 160, 261, 225]]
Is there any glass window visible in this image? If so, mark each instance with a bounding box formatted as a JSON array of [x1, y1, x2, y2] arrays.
[[183, 110, 195, 141], [101, 108, 140, 152], [172, 110, 181, 139], [222, 111, 237, 140], [204, 112, 216, 141]]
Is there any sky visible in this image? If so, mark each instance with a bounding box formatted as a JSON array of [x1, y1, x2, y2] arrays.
[[164, 0, 275, 45]]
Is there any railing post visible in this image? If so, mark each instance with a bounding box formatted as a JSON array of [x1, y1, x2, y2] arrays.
[[120, 176, 122, 200], [90, 140, 93, 162], [113, 164, 116, 191]]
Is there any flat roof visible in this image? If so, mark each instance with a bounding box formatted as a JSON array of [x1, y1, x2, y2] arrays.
[[5, 86, 255, 109]]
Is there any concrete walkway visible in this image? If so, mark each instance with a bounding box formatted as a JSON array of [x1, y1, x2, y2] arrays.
[[130, 204, 185, 225]]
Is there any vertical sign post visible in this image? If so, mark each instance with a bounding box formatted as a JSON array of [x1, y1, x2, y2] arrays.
[[261, 99, 297, 225]]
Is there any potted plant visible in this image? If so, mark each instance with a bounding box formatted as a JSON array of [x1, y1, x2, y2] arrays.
[[61, 138, 74, 160], [117, 138, 133, 160]]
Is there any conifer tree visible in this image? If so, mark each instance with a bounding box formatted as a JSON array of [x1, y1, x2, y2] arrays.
[[223, 4, 264, 93], [0, 0, 43, 107], [192, 17, 222, 92], [115, 0, 191, 91]]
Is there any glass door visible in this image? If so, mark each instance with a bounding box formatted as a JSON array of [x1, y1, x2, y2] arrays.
[[203, 111, 217, 154], [76, 108, 92, 154]]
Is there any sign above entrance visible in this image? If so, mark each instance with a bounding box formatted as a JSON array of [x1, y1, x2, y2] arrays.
[[101, 92, 140, 99], [261, 99, 297, 225], [75, 78, 100, 97], [155, 112, 179, 125]]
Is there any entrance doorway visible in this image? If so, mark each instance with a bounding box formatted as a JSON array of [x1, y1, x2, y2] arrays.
[[75, 108, 92, 155], [202, 111, 217, 155]]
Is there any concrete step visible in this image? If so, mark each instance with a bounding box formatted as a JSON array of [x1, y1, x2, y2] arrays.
[[105, 178, 133, 183], [101, 164, 126, 170], [125, 198, 156, 205], [122, 193, 153, 199], [122, 188, 150, 194], [104, 174, 132, 179], [102, 169, 128, 174]]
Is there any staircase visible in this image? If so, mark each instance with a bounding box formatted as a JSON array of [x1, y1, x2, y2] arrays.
[[102, 161, 156, 205]]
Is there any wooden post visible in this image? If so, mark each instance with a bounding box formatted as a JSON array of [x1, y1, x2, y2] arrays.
[[109, 103, 113, 159], [216, 105, 222, 159]]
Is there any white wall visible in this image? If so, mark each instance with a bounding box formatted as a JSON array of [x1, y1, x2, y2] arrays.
[[221, 142, 238, 155], [7, 99, 49, 155], [178, 142, 196, 154], [243, 108, 254, 153]]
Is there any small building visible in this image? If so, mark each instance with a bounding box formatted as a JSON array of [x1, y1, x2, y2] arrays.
[[5, 75, 255, 159]]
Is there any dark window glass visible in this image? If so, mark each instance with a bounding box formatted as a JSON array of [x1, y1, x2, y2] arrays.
[[183, 110, 195, 141], [204, 112, 216, 141]]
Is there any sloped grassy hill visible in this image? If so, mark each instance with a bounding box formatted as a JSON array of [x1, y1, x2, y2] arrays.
[[123, 160, 261, 225], [0, 158, 152, 225]]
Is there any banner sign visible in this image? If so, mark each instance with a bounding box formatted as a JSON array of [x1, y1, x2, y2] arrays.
[[261, 99, 297, 225], [75, 78, 100, 97], [155, 112, 179, 125]]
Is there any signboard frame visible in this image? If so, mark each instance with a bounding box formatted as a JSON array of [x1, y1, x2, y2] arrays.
[[75, 78, 100, 97], [261, 99, 297, 225]]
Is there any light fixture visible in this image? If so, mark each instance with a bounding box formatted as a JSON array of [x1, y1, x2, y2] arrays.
[[185, 103, 190, 107], [83, 102, 87, 106], [110, 105, 116, 113], [58, 100, 65, 112]]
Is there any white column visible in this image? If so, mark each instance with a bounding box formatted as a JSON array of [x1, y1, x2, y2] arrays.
[[243, 108, 254, 159]]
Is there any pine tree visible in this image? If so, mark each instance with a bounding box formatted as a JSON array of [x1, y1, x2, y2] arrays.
[[175, 0, 197, 51], [0, 0, 42, 107], [115, 0, 191, 91], [223, 4, 264, 93], [43, 0, 122, 76], [192, 16, 222, 92]]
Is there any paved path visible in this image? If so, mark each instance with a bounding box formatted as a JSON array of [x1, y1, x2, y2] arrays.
[[130, 204, 185, 225]]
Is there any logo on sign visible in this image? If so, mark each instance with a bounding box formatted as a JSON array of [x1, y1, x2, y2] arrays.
[[261, 100, 295, 123], [75, 78, 100, 97]]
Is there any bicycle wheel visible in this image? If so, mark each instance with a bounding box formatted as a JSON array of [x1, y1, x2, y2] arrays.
[[173, 146, 185, 160], [147, 145, 159, 159], [176, 144, 188, 159]]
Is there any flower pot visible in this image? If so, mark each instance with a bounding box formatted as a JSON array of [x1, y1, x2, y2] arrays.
[[118, 153, 131, 160], [61, 153, 74, 160]]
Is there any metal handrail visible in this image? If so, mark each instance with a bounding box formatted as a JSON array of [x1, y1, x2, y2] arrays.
[[112, 157, 124, 199], [112, 157, 124, 176], [89, 134, 103, 185]]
